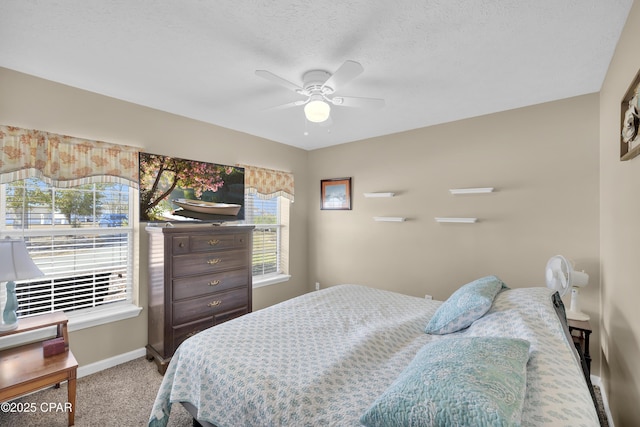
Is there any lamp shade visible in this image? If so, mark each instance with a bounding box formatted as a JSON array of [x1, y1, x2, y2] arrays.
[[0, 237, 44, 282], [304, 97, 331, 123]]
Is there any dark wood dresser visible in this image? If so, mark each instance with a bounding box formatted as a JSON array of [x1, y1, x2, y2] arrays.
[[145, 224, 254, 374]]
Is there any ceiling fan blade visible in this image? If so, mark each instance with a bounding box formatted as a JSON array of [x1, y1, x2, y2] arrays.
[[322, 60, 364, 91], [330, 96, 385, 108], [264, 99, 308, 111], [255, 70, 303, 93]]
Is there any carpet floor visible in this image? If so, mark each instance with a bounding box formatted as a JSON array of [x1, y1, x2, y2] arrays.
[[0, 356, 610, 426]]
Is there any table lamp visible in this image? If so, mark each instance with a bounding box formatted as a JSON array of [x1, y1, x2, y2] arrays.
[[0, 237, 44, 331]]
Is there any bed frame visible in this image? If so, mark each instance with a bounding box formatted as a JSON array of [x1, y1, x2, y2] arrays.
[[182, 402, 214, 427]]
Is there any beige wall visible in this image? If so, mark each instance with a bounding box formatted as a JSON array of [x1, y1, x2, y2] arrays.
[[308, 94, 601, 370], [0, 67, 310, 366], [599, 0, 640, 425]]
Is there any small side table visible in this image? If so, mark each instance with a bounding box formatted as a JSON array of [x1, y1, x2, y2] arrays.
[[568, 318, 592, 373], [0, 312, 77, 426]]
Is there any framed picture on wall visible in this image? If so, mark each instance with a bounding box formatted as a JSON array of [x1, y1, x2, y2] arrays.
[[321, 178, 352, 210], [620, 68, 640, 161]]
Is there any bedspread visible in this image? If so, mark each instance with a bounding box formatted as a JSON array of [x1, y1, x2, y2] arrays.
[[467, 287, 599, 426], [148, 284, 599, 427]]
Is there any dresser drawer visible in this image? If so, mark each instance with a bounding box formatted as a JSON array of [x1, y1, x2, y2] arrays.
[[172, 317, 214, 352], [172, 236, 190, 254], [172, 287, 249, 325], [190, 233, 248, 252], [172, 268, 249, 301], [214, 306, 249, 324], [172, 249, 248, 277]]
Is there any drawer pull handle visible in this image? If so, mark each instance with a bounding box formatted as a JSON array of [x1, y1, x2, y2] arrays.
[[186, 330, 200, 339], [209, 280, 221, 286], [178, 242, 185, 248], [208, 239, 220, 246], [207, 300, 222, 307], [207, 258, 222, 265]]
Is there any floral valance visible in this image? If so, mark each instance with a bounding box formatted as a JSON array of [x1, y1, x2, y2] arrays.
[[239, 164, 294, 202], [0, 125, 139, 188]]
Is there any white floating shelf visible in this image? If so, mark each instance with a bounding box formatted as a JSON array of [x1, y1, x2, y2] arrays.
[[449, 187, 494, 195], [373, 217, 406, 222], [364, 192, 395, 198], [435, 217, 478, 223]]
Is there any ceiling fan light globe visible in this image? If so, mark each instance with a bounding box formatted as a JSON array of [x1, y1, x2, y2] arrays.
[[304, 100, 331, 123]]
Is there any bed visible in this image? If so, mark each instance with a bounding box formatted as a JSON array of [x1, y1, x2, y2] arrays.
[[148, 278, 600, 427]]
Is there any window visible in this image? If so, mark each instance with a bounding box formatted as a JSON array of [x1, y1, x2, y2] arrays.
[[239, 164, 293, 286], [0, 178, 134, 318], [244, 193, 290, 284]]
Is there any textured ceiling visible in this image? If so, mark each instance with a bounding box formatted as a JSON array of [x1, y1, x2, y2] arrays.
[[0, 1, 634, 150]]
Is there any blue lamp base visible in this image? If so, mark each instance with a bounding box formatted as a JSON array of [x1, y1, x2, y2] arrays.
[[0, 322, 18, 331], [0, 281, 18, 332]]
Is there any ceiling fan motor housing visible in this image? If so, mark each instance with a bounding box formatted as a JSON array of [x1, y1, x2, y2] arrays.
[[301, 70, 334, 96]]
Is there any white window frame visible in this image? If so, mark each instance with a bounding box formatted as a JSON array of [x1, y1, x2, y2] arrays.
[[0, 181, 141, 338], [243, 194, 291, 288]]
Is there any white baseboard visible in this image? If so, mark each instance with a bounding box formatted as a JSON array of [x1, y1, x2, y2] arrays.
[[591, 375, 614, 427], [77, 347, 146, 379]]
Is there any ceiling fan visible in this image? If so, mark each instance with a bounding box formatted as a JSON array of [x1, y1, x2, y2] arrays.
[[255, 60, 385, 123]]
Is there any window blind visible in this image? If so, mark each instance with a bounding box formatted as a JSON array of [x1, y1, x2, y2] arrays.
[[1, 178, 133, 318], [17, 231, 131, 316], [244, 193, 282, 278], [252, 225, 280, 276]]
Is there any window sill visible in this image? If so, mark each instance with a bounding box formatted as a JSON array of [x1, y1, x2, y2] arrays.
[[253, 274, 291, 288], [66, 303, 142, 332], [0, 303, 142, 349]]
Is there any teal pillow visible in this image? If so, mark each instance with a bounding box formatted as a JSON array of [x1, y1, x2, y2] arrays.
[[425, 275, 507, 334], [360, 337, 530, 427]]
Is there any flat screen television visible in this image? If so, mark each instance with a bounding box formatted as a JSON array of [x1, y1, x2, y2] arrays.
[[139, 152, 245, 223]]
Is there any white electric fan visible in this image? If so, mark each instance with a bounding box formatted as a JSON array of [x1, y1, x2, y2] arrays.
[[545, 255, 590, 321]]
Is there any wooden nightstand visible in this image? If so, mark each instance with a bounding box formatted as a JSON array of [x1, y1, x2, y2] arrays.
[[568, 318, 592, 373], [0, 312, 77, 426]]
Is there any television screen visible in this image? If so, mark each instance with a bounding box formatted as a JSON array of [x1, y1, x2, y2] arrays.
[[139, 152, 245, 223]]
